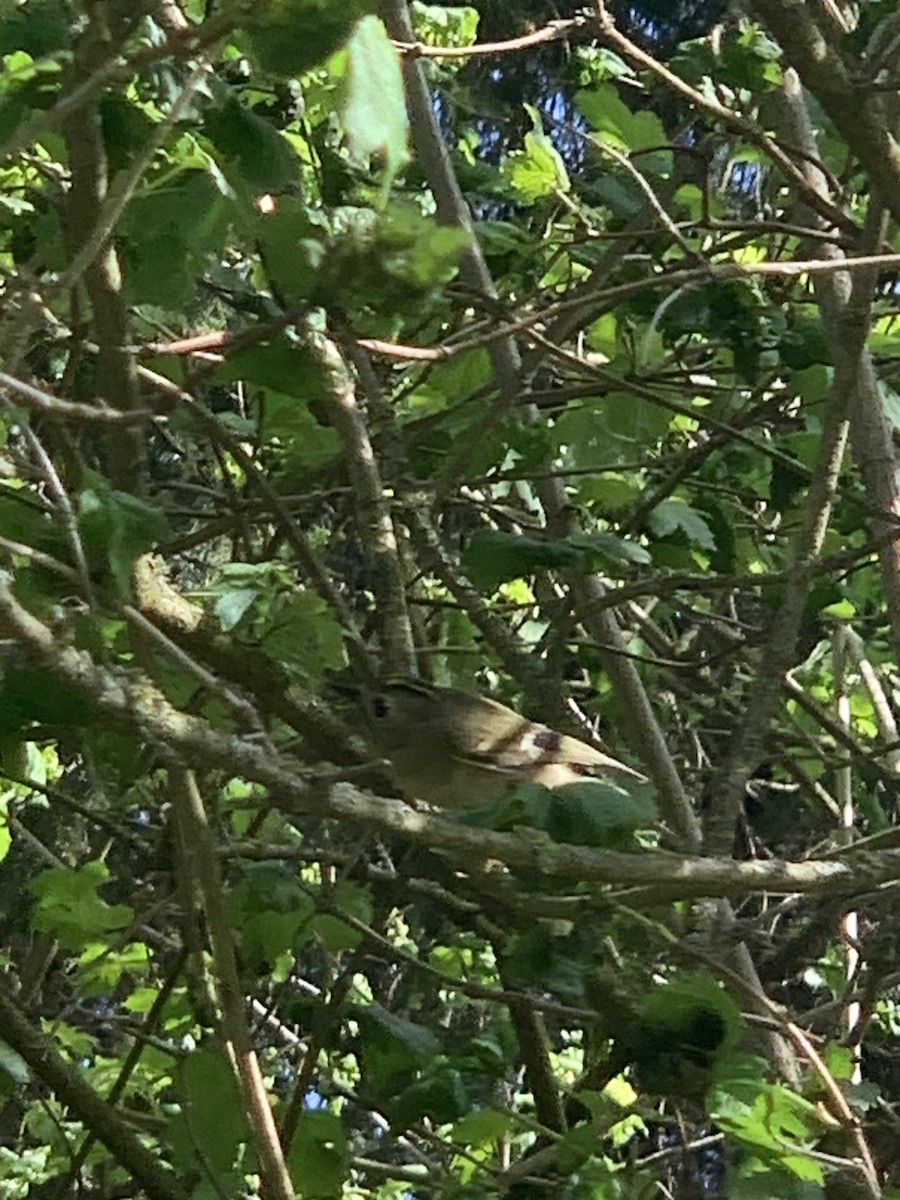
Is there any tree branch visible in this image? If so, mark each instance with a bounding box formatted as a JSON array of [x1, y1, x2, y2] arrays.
[[0, 981, 187, 1200], [173, 769, 296, 1200], [752, 0, 900, 229]]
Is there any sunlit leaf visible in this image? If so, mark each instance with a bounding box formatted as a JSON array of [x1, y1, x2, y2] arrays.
[[343, 17, 409, 189], [502, 103, 570, 201], [30, 861, 133, 952]]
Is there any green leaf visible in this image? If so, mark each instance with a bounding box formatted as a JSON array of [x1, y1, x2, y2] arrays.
[[0, 0, 66, 58], [312, 883, 373, 952], [253, 196, 327, 300], [308, 201, 468, 316], [790, 364, 830, 402], [462, 529, 582, 590], [372, 202, 470, 291], [358, 1004, 441, 1089], [0, 664, 93, 733], [558, 1121, 602, 1172], [390, 1065, 468, 1128], [311, 912, 363, 952], [465, 779, 656, 849], [343, 16, 409, 190], [244, 0, 375, 75], [0, 1040, 29, 1084], [77, 940, 150, 998], [30, 861, 133, 952], [171, 1048, 247, 1176], [229, 867, 315, 971], [410, 2, 479, 49], [214, 588, 258, 633], [450, 1107, 514, 1146], [501, 103, 570, 202], [731, 1160, 824, 1200], [648, 498, 716, 551], [821, 1041, 856, 1081], [264, 394, 340, 471], [462, 528, 649, 591], [503, 924, 588, 997], [122, 170, 232, 310], [670, 25, 782, 96], [545, 779, 656, 846], [769, 454, 808, 514], [78, 479, 168, 596], [218, 343, 328, 398], [577, 82, 666, 151], [100, 95, 157, 173], [576, 470, 645, 510], [711, 1066, 823, 1149], [566, 531, 651, 567], [216, 341, 326, 397], [287, 1109, 349, 1198], [203, 91, 301, 192], [696, 496, 736, 574], [357, 1003, 446, 1099], [554, 391, 671, 456], [619, 974, 743, 1102], [0, 487, 67, 562], [780, 317, 829, 371], [261, 589, 347, 681], [406, 347, 491, 413], [240, 904, 315, 972], [215, 344, 341, 468], [360, 1003, 440, 1059]]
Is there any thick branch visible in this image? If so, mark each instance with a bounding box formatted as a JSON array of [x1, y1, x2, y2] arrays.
[[706, 69, 887, 854], [317, 334, 416, 676], [60, 10, 144, 492], [775, 73, 900, 654], [752, 0, 900, 229], [0, 571, 893, 899], [325, 784, 871, 897], [0, 983, 186, 1200]]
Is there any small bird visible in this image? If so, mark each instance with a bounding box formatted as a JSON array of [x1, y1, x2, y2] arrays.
[[365, 677, 644, 809]]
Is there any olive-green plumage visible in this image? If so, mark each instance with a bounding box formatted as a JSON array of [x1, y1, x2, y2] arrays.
[[366, 678, 643, 808]]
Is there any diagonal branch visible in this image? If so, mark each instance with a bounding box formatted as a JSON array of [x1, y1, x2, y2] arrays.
[[0, 982, 186, 1200], [752, 0, 900, 229]]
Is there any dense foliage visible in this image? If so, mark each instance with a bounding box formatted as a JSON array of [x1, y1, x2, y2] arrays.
[[1, 1, 900, 1198]]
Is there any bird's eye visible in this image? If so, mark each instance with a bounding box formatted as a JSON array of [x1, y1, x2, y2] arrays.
[[371, 696, 390, 719], [531, 727, 561, 752]]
